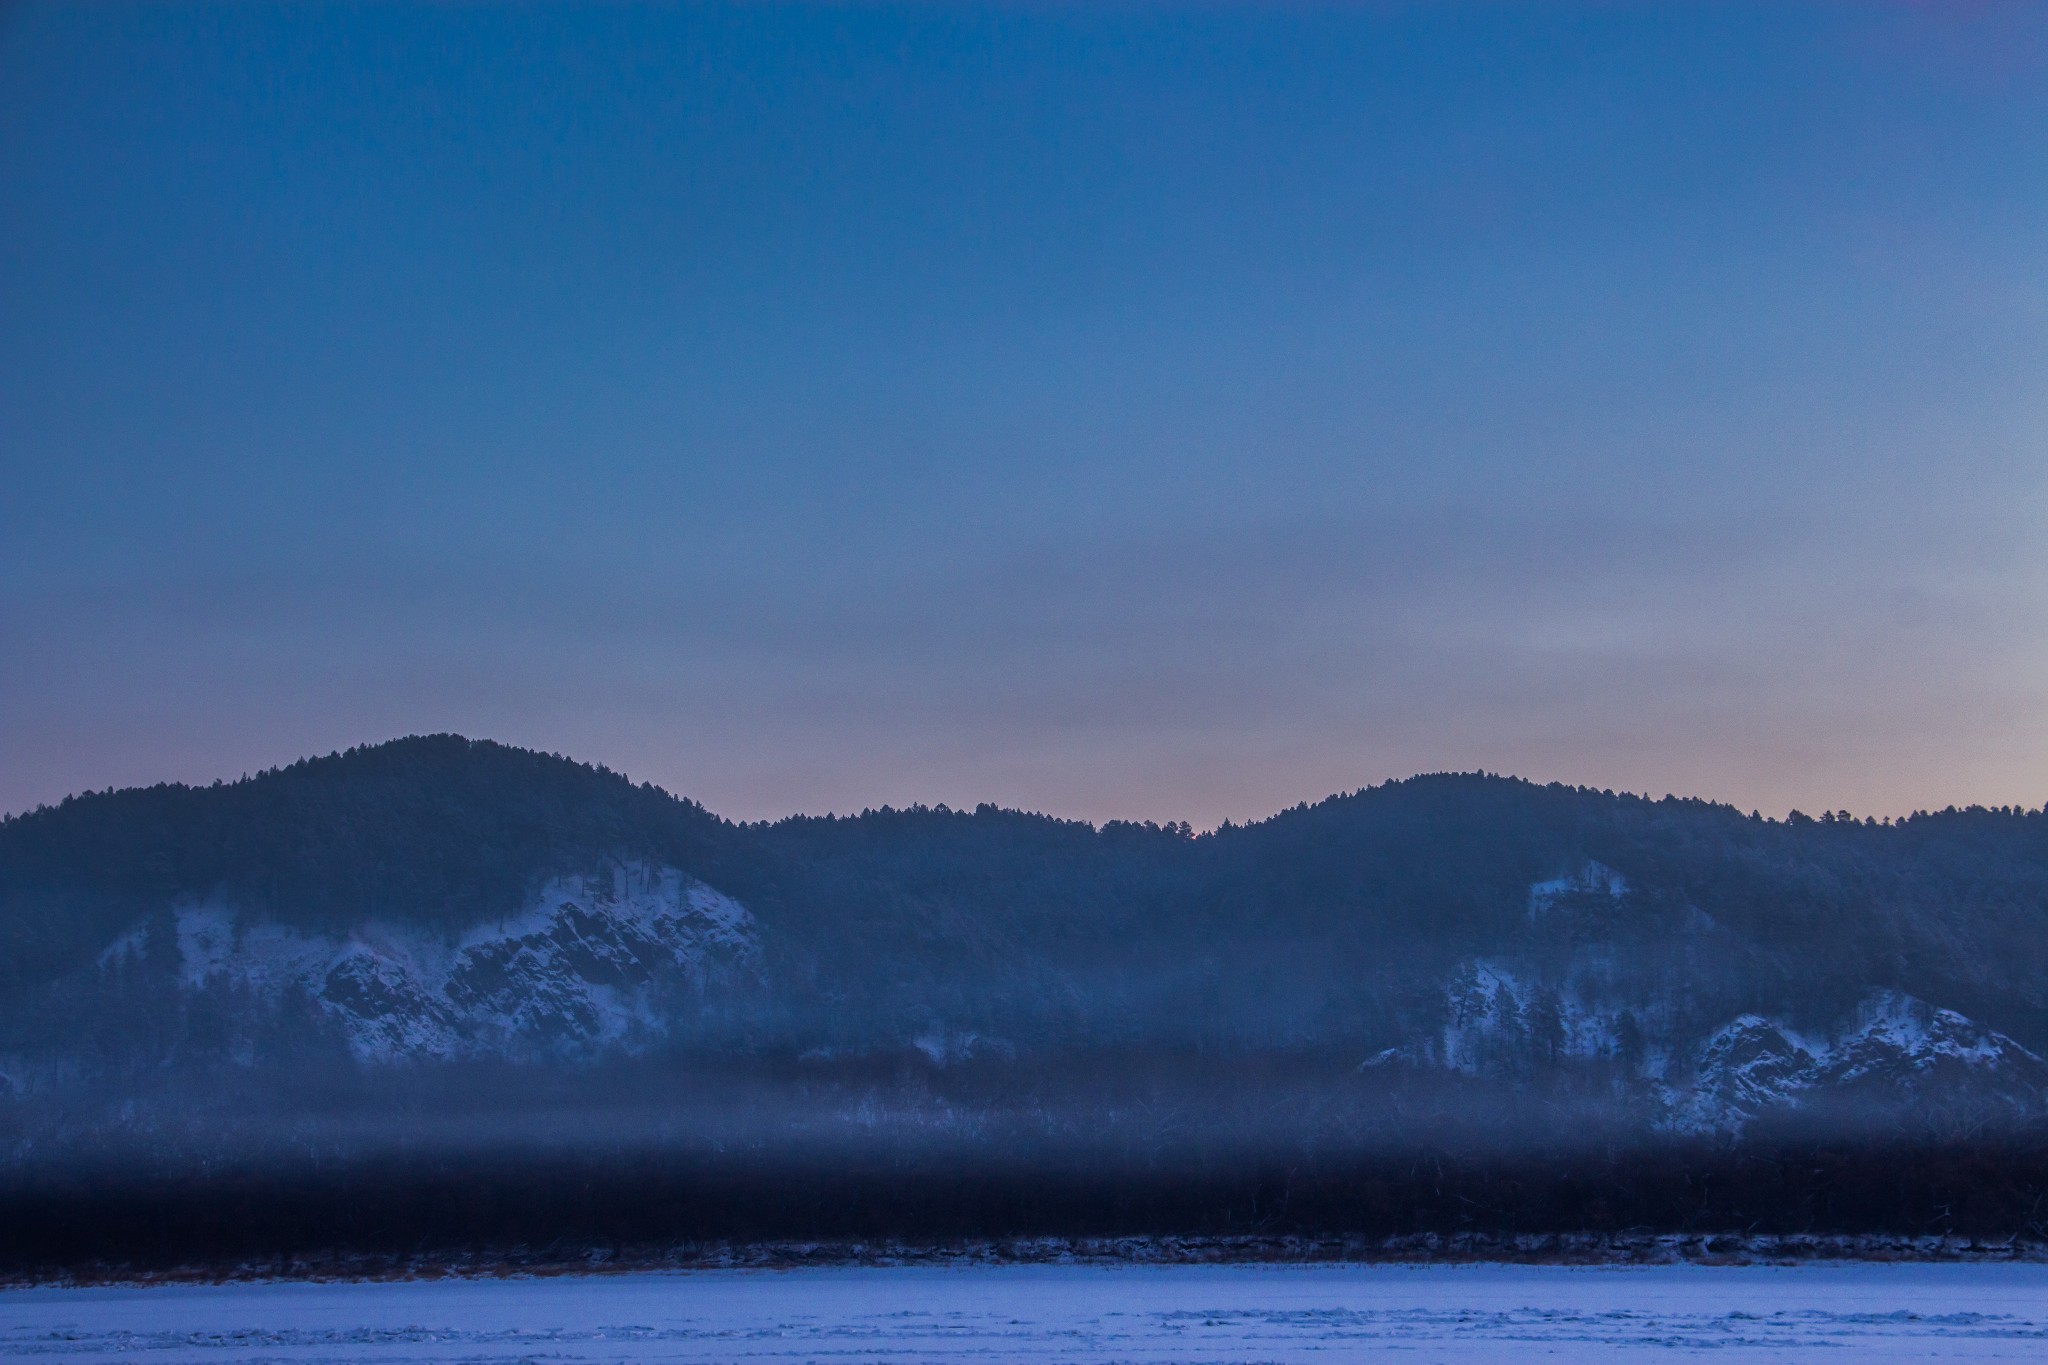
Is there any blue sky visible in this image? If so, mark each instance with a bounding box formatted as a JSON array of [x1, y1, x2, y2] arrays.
[[3, 2, 2045, 824]]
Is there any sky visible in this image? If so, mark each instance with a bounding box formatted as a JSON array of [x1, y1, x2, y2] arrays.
[[3, 1, 2046, 827]]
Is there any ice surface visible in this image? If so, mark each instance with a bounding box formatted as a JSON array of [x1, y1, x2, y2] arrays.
[[6, 1263, 2047, 1362]]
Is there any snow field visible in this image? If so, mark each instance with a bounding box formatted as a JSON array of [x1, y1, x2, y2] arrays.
[[6, 1262, 2048, 1363]]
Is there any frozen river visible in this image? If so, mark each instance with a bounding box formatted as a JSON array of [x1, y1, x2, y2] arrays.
[[5, 1262, 2047, 1362]]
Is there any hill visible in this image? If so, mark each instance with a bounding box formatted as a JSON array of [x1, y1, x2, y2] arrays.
[[4, 736, 2048, 1266]]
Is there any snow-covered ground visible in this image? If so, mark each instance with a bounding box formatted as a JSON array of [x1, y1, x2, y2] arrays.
[[7, 1263, 2048, 1362]]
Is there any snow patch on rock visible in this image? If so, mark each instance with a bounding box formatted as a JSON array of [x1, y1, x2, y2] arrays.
[[1437, 960, 1631, 1074], [118, 861, 761, 1064], [1414, 957, 2048, 1135], [1528, 862, 1627, 919], [1664, 991, 2048, 1134], [174, 904, 238, 988], [97, 923, 150, 972]]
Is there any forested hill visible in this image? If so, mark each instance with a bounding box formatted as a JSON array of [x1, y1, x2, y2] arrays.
[[5, 735, 2048, 1146], [0, 737, 734, 991]]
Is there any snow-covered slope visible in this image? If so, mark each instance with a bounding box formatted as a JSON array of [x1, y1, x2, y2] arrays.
[[53, 857, 2048, 1139], [1368, 868, 2048, 1134], [135, 861, 760, 1063], [1668, 993, 2048, 1134], [1409, 957, 2048, 1134]]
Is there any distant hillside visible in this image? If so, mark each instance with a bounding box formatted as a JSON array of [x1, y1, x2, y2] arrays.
[[4, 735, 2048, 1162], [0, 737, 735, 989]]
